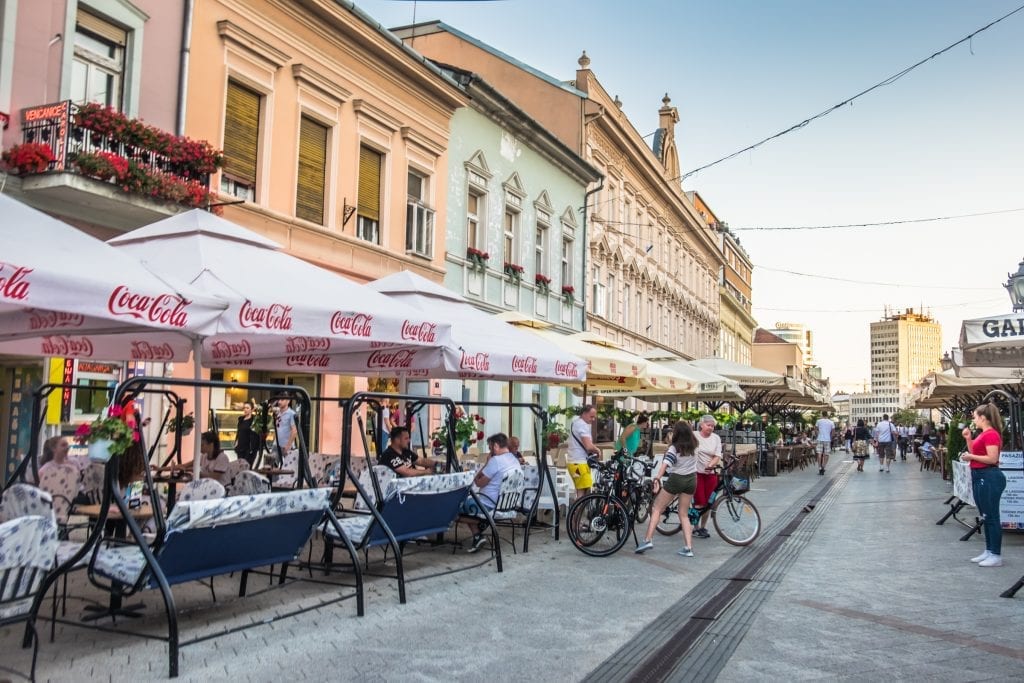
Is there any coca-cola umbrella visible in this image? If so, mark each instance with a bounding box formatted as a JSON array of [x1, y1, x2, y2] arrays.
[[248, 271, 588, 381]]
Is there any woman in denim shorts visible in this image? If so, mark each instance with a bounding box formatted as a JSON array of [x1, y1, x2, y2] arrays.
[[635, 421, 699, 557]]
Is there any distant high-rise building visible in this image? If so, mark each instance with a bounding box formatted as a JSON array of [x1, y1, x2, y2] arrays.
[[851, 308, 942, 423], [773, 322, 814, 366]]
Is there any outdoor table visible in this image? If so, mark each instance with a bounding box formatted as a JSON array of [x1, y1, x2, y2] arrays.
[[75, 502, 155, 621], [257, 468, 294, 476]]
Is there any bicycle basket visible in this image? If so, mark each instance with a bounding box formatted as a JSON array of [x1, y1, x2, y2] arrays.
[[729, 476, 750, 494]]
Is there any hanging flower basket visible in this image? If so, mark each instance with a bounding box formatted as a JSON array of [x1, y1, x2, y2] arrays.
[[466, 247, 490, 271], [503, 262, 524, 283], [168, 412, 195, 434], [75, 404, 139, 461], [535, 273, 552, 294]]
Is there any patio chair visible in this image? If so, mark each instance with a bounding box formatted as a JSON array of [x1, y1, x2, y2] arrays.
[[271, 450, 300, 489], [352, 465, 396, 511], [459, 467, 526, 553], [222, 459, 250, 491], [37, 465, 79, 531], [79, 462, 106, 504], [308, 453, 340, 486], [227, 471, 270, 497], [177, 479, 226, 502], [0, 483, 52, 523], [0, 515, 59, 682], [81, 488, 361, 677]]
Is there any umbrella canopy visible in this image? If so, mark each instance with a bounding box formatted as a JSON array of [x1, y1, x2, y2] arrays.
[[951, 348, 1024, 380], [0, 195, 226, 359], [689, 357, 805, 412], [107, 210, 451, 367], [958, 312, 1024, 368]]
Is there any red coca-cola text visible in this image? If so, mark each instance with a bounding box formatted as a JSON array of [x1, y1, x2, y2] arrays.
[[0, 264, 32, 301], [209, 340, 252, 360], [108, 286, 190, 328], [511, 355, 538, 375], [285, 336, 331, 353], [129, 341, 175, 360], [40, 335, 94, 357], [330, 312, 373, 337], [554, 361, 580, 379], [366, 349, 416, 369], [400, 320, 438, 343], [28, 310, 84, 330], [460, 351, 490, 372], [239, 301, 293, 330]]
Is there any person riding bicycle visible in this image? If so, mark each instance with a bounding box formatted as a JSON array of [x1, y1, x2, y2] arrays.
[[635, 421, 698, 558], [693, 415, 722, 539]]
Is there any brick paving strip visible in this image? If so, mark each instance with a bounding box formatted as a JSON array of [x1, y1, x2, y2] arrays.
[[585, 464, 854, 683], [794, 599, 1024, 662]]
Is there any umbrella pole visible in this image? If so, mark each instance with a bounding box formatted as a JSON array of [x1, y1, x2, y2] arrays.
[[192, 338, 202, 479], [508, 380, 513, 434]]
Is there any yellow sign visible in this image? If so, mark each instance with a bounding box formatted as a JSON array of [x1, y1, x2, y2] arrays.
[[45, 357, 64, 425]]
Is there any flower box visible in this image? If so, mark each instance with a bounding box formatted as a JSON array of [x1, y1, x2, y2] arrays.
[[503, 262, 525, 283], [561, 285, 575, 303], [535, 273, 551, 294], [466, 247, 490, 271]]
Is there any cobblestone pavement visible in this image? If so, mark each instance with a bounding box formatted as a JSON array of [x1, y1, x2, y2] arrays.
[[4, 454, 1019, 681]]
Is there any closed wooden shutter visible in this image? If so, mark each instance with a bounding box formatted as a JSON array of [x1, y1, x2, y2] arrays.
[[357, 146, 381, 221], [223, 81, 260, 185], [77, 9, 126, 46], [296, 116, 327, 224]]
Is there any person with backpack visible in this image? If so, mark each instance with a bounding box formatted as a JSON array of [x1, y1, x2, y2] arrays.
[[873, 414, 898, 473]]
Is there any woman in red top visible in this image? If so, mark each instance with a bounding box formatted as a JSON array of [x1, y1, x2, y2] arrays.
[[960, 403, 1006, 567]]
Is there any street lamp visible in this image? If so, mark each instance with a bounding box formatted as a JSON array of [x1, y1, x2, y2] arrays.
[[1005, 259, 1024, 312], [940, 351, 953, 372]]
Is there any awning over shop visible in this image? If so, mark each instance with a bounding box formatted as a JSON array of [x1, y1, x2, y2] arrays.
[[958, 312, 1024, 368]]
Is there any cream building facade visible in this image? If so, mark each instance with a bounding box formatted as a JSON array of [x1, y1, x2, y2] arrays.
[[864, 308, 942, 420]]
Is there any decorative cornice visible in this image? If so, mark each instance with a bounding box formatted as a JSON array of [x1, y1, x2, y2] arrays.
[[352, 98, 401, 132], [218, 20, 291, 69], [400, 126, 445, 156], [291, 64, 352, 103]]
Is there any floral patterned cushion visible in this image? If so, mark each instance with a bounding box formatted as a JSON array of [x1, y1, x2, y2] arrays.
[[308, 453, 340, 486], [222, 459, 250, 489], [79, 462, 106, 503], [472, 468, 524, 520], [56, 539, 88, 568], [92, 543, 147, 586], [353, 465, 396, 511], [164, 488, 331, 533], [227, 470, 270, 497], [0, 483, 54, 523], [272, 450, 300, 489], [323, 515, 373, 544], [177, 479, 226, 502], [38, 463, 80, 524], [389, 471, 475, 497], [0, 515, 59, 618]]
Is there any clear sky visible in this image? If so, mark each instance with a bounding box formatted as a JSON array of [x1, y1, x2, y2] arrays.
[[357, 0, 1024, 391]]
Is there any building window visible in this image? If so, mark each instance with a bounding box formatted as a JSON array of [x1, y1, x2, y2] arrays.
[[503, 203, 519, 265], [593, 265, 606, 318], [70, 10, 126, 110], [467, 189, 485, 251], [607, 274, 615, 321], [561, 236, 573, 288], [406, 170, 435, 258], [535, 214, 549, 277], [221, 80, 261, 202], [623, 284, 631, 329], [357, 145, 382, 244], [296, 116, 327, 225]]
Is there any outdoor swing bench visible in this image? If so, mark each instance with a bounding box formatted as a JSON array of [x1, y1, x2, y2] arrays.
[[50, 488, 364, 678], [319, 470, 503, 603]]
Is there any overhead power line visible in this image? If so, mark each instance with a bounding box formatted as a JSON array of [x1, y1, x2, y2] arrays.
[[754, 265, 994, 290], [755, 297, 1005, 314], [732, 207, 1024, 231], [677, 3, 1024, 181]]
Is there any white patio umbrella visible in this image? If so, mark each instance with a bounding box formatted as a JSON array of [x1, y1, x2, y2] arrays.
[[689, 357, 804, 408], [246, 271, 589, 382]]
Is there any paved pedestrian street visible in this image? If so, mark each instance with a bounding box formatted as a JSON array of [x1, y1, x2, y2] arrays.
[[4, 456, 1021, 682]]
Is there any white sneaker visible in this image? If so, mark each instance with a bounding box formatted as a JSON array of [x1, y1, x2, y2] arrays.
[[970, 550, 992, 563], [979, 554, 1003, 567]]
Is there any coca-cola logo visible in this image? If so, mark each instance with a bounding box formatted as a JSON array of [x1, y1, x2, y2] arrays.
[[367, 349, 416, 369], [28, 310, 85, 330], [511, 355, 538, 375], [239, 301, 293, 330], [554, 361, 580, 378], [285, 354, 330, 368], [330, 312, 372, 337], [460, 351, 490, 372], [401, 320, 438, 343], [130, 341, 175, 361], [209, 340, 252, 360], [369, 341, 396, 349], [40, 335, 94, 357], [0, 263, 33, 301], [285, 336, 331, 353], [108, 286, 190, 328]]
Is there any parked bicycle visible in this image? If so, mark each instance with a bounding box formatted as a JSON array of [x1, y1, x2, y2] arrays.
[[566, 455, 654, 556], [655, 456, 761, 546]]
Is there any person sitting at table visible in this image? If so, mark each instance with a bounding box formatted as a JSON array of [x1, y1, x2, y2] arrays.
[[34, 435, 73, 483], [378, 426, 437, 477], [462, 432, 523, 552], [160, 431, 230, 485], [508, 435, 527, 466]]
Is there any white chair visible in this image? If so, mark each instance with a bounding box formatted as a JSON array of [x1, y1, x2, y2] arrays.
[[228, 471, 271, 497], [0, 515, 59, 681], [177, 479, 226, 502], [0, 483, 53, 523], [222, 459, 250, 490]]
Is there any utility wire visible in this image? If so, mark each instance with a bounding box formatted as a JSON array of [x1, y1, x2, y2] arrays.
[[754, 297, 1005, 313], [733, 207, 1024, 231], [677, 3, 1024, 181], [755, 265, 994, 290]]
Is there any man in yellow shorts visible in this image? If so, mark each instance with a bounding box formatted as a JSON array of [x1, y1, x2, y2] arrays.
[[567, 405, 600, 495]]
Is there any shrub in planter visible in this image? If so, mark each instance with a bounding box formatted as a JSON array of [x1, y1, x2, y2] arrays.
[[2, 142, 55, 174]]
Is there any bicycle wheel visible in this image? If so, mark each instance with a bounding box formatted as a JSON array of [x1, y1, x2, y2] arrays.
[[634, 485, 653, 524], [711, 494, 761, 546], [566, 493, 632, 557], [655, 500, 681, 536]]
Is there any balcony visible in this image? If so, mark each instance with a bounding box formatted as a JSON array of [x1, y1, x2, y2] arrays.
[[6, 101, 222, 230]]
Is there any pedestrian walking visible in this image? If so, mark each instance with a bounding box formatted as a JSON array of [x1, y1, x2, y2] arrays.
[[961, 403, 1007, 567], [843, 425, 854, 453], [693, 415, 722, 539], [873, 414, 897, 473], [233, 400, 261, 467], [852, 419, 871, 472], [635, 421, 698, 558], [814, 412, 835, 475]]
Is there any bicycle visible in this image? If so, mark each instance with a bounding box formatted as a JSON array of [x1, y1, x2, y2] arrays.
[[655, 456, 761, 546], [566, 455, 653, 556]]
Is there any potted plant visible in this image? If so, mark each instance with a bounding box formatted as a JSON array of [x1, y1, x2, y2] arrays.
[[543, 421, 569, 449], [765, 423, 782, 446], [535, 273, 551, 294], [466, 247, 490, 271], [561, 284, 575, 303], [74, 404, 139, 462], [168, 411, 195, 435], [2, 142, 55, 175], [431, 408, 486, 455], [503, 261, 525, 283]]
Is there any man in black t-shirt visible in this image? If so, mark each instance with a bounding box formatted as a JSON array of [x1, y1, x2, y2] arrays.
[[378, 426, 437, 477]]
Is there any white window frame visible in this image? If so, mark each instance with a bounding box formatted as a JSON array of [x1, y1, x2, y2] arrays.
[[405, 168, 435, 259], [593, 265, 607, 318], [70, 20, 125, 109], [503, 197, 521, 267], [535, 212, 549, 278], [561, 234, 573, 290], [622, 283, 631, 329]]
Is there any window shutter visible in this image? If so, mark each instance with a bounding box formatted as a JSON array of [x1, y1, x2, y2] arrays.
[[296, 116, 327, 224], [77, 10, 126, 46], [358, 146, 381, 221], [223, 81, 260, 185]]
